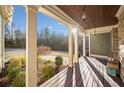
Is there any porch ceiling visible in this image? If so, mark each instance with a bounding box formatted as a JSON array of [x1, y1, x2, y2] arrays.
[[57, 5, 120, 30]]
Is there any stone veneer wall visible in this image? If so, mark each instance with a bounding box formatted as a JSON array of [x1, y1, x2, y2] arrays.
[[112, 28, 119, 59], [117, 7, 124, 82]]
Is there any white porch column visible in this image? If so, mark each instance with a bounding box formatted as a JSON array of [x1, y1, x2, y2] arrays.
[[0, 15, 5, 71], [83, 33, 86, 56], [26, 6, 38, 87], [74, 29, 79, 63], [89, 34, 91, 56], [68, 26, 73, 67], [0, 15, 3, 71], [2, 20, 5, 68], [0, 6, 13, 71]]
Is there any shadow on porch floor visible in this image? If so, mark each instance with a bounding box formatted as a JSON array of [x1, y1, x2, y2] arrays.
[[40, 57, 124, 87]]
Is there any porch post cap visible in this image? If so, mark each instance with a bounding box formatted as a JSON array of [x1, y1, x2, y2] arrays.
[[25, 5, 39, 13]]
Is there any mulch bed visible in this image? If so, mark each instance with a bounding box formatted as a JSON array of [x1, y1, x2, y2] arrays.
[[0, 65, 10, 87]]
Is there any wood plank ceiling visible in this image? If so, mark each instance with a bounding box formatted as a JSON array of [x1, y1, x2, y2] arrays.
[[57, 5, 120, 30]]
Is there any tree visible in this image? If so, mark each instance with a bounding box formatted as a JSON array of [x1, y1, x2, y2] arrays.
[[5, 25, 26, 48], [37, 27, 69, 52], [44, 27, 49, 46]]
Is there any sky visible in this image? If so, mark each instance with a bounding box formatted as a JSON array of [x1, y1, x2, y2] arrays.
[[12, 5, 68, 36]]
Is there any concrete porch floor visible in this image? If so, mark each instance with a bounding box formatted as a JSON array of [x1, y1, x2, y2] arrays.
[[40, 57, 124, 87]]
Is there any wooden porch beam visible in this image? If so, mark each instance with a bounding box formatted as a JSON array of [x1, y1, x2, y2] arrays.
[[86, 25, 117, 34]]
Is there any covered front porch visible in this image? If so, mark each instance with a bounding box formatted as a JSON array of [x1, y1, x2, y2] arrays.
[[1, 5, 124, 87]]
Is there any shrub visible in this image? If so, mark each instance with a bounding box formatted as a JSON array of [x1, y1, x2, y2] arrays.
[[37, 46, 51, 55], [55, 56, 63, 67], [42, 64, 55, 81], [8, 58, 22, 72], [44, 60, 52, 64], [19, 56, 26, 66], [12, 72, 26, 87], [7, 67, 20, 82]]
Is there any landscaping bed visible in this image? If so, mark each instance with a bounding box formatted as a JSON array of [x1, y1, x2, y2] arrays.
[[37, 55, 66, 86], [0, 56, 26, 87], [0, 54, 66, 87]]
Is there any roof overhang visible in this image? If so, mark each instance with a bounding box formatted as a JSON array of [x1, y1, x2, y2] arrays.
[[38, 5, 85, 32]]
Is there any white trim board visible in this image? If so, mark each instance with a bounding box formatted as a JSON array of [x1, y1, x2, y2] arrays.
[[86, 25, 117, 34], [90, 54, 108, 59]]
